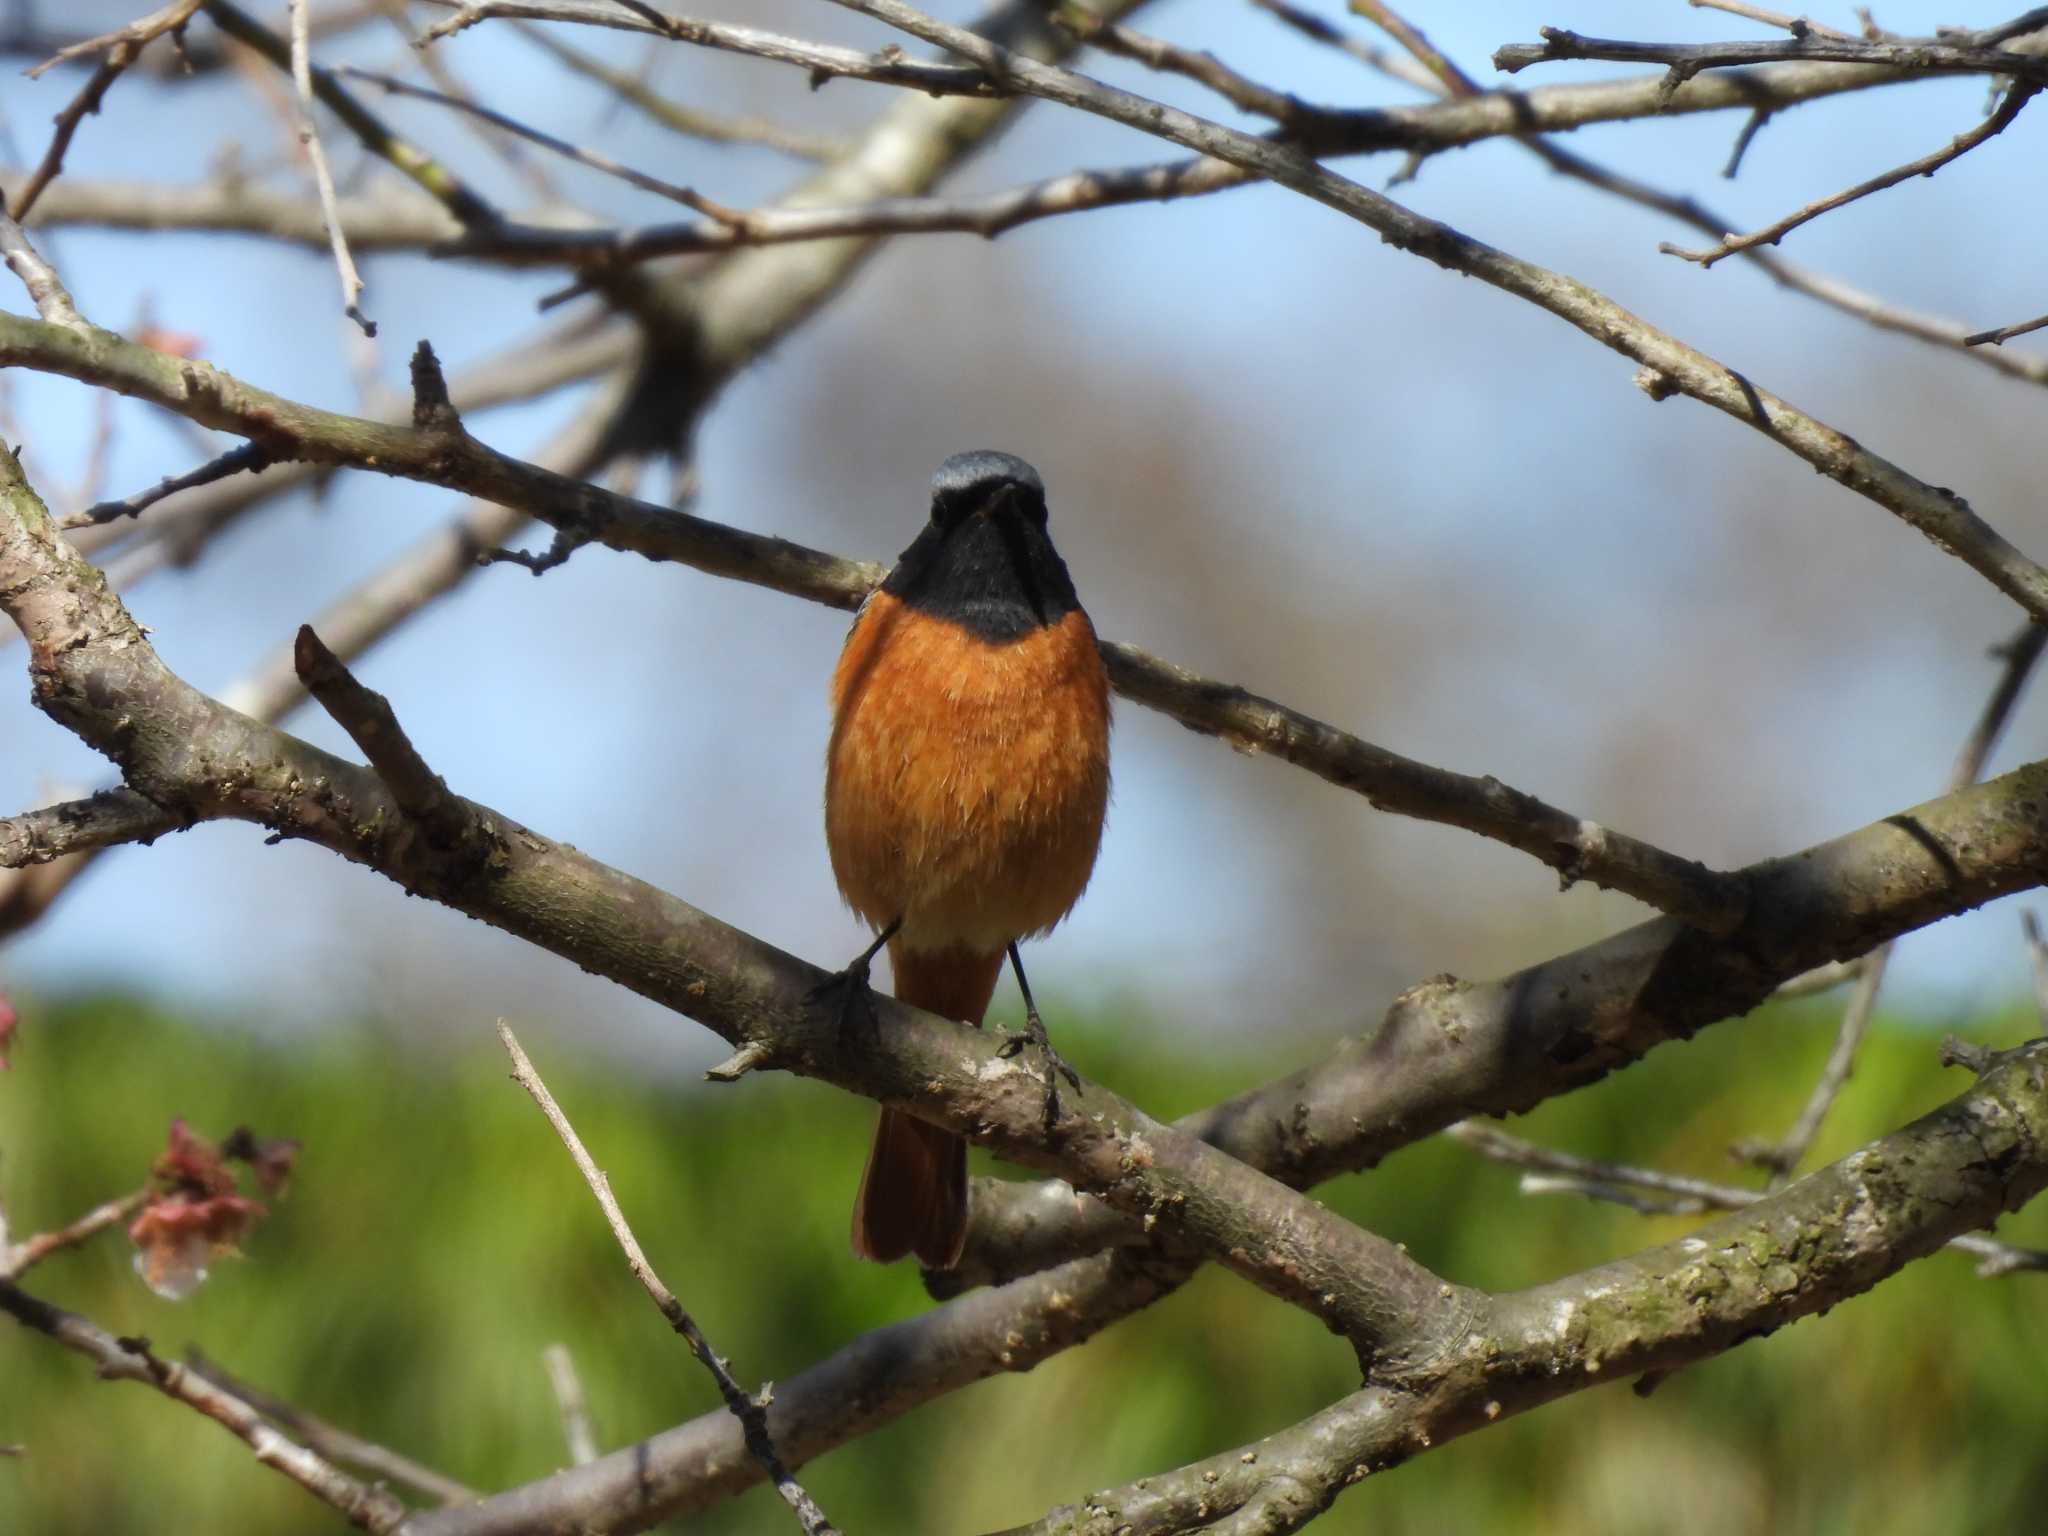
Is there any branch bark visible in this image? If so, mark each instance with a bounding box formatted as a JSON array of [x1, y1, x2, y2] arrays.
[[0, 310, 1744, 926], [828, 0, 2048, 625]]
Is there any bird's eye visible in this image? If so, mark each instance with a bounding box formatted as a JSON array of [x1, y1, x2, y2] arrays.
[[931, 491, 968, 528]]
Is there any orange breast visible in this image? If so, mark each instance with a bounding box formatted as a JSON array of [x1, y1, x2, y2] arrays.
[[824, 592, 1111, 955]]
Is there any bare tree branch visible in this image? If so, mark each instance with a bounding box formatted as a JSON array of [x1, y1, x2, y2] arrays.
[[496, 1021, 838, 1536], [7, 45, 136, 222], [184, 1352, 479, 1508], [202, 0, 500, 228], [1741, 622, 2046, 1180], [0, 1188, 145, 1279], [0, 788, 178, 870], [287, 0, 375, 333], [1663, 81, 2040, 267], [0, 310, 1747, 925], [407, 1249, 1190, 1536], [1494, 18, 2048, 84], [950, 751, 2048, 1286], [998, 1041, 2048, 1535], [1447, 1120, 2048, 1277], [0, 1280, 411, 1532], [0, 439, 1472, 1360], [0, 209, 86, 330], [417, 0, 999, 96], [510, 23, 848, 160], [825, 0, 2048, 627]]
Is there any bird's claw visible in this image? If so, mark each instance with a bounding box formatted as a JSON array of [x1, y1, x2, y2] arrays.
[[1001, 1006, 1082, 1132]]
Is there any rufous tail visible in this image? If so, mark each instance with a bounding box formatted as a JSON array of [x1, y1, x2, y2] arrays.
[[851, 943, 1004, 1269]]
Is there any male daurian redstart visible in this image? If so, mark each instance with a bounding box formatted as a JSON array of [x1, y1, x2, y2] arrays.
[[823, 451, 1111, 1269]]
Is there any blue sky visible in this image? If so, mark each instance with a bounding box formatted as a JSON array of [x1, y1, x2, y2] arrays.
[[4, 1, 2046, 1069]]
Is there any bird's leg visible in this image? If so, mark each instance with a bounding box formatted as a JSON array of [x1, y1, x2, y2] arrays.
[[997, 941, 1083, 1131], [807, 916, 901, 1040]]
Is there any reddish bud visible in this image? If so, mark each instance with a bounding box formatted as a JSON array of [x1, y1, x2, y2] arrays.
[[128, 1194, 265, 1301]]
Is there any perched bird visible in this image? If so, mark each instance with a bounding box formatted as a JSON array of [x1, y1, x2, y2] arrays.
[[823, 451, 1111, 1269]]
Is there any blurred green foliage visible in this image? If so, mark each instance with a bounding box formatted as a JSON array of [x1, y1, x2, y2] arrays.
[[2, 990, 2044, 1535]]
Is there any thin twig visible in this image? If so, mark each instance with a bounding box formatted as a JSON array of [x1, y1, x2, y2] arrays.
[[339, 66, 746, 223], [0, 1281, 409, 1532], [1060, 12, 1316, 127], [63, 442, 269, 528], [288, 0, 374, 335], [541, 1344, 600, 1466], [8, 45, 135, 221], [1277, 3, 2048, 389], [26, 0, 203, 77], [511, 23, 847, 159], [1771, 956, 1864, 1000], [1965, 310, 2048, 347], [416, 0, 998, 98], [1664, 82, 2040, 267], [2023, 910, 2048, 1029], [204, 0, 500, 228], [0, 1189, 146, 1279], [185, 1350, 478, 1507], [1746, 622, 2047, 1179], [494, 1022, 838, 1536], [1348, 0, 1474, 95], [1447, 1121, 2048, 1276], [822, 0, 2048, 629], [1687, 0, 1857, 42]]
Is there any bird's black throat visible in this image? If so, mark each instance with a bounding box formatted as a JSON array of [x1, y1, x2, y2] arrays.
[[883, 462, 1082, 643]]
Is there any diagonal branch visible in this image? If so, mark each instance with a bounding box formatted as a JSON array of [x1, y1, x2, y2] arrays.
[[0, 1280, 411, 1532], [184, 1352, 478, 1507], [827, 0, 2048, 626], [1744, 621, 2045, 1181], [0, 310, 1746, 926], [1664, 81, 2041, 267], [950, 735, 2048, 1285], [405, 1249, 1192, 1536], [417, 0, 998, 94], [202, 0, 500, 228], [496, 1022, 838, 1535], [0, 440, 1467, 1362], [996, 1041, 2048, 1535]]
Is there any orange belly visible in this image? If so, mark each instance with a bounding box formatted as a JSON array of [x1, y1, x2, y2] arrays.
[[825, 593, 1111, 955]]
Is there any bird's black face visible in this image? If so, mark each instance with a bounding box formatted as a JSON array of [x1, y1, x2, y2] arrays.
[[882, 451, 1081, 642]]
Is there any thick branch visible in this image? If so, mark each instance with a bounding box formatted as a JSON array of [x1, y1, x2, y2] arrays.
[[1001, 1042, 2048, 1534], [406, 1250, 1192, 1536], [0, 442, 1463, 1362], [950, 747, 2048, 1284]]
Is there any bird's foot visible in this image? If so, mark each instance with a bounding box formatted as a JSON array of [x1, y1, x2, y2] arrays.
[[807, 922, 898, 1043], [998, 1003, 1083, 1132]]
